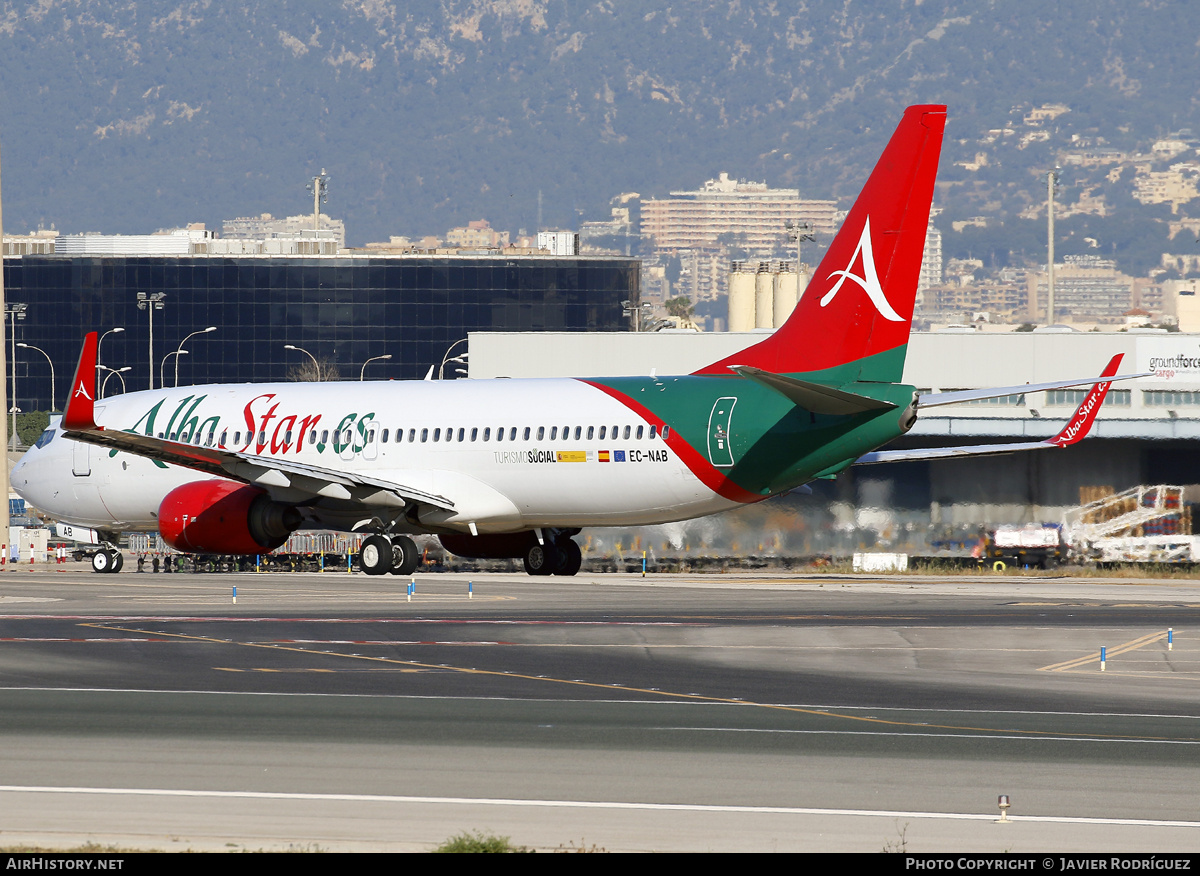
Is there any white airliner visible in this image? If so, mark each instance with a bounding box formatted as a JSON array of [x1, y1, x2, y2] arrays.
[[12, 105, 1138, 575]]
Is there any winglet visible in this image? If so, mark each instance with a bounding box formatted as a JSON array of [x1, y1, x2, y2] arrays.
[[61, 332, 99, 431], [1047, 353, 1122, 447]]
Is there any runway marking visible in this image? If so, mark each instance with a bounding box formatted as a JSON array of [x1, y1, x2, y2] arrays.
[[1040, 631, 1169, 672], [0, 784, 1197, 828], [78, 621, 1200, 744]]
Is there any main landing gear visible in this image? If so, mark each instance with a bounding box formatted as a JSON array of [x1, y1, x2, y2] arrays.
[[524, 535, 582, 577], [359, 534, 421, 577]]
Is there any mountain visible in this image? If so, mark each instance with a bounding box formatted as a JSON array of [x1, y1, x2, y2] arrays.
[[0, 1, 1198, 246]]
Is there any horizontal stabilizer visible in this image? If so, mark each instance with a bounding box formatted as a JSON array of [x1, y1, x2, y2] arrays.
[[856, 354, 1124, 465], [729, 365, 897, 415]]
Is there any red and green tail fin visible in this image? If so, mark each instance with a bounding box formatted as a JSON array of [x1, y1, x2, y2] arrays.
[[696, 104, 947, 383]]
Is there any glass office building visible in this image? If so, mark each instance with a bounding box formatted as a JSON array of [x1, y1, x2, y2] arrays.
[[2, 254, 638, 412]]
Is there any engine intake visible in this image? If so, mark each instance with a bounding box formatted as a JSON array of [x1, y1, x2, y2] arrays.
[[159, 479, 302, 554]]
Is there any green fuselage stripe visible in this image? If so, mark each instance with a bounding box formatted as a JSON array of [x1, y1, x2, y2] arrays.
[[590, 347, 914, 498]]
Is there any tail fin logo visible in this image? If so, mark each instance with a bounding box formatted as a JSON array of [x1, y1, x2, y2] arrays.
[[819, 216, 903, 322], [73, 380, 93, 401]]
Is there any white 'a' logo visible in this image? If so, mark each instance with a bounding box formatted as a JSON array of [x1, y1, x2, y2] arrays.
[[73, 380, 92, 401], [819, 216, 903, 322]]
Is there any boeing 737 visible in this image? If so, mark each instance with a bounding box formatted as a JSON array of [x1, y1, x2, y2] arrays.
[[12, 105, 1137, 575]]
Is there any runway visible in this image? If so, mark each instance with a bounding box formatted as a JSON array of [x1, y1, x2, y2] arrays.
[[1, 567, 1199, 851]]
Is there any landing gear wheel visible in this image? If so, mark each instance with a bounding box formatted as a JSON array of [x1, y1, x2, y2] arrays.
[[360, 535, 394, 575], [523, 542, 555, 576], [91, 549, 120, 574], [554, 539, 582, 577], [389, 535, 420, 577], [110, 551, 124, 573]]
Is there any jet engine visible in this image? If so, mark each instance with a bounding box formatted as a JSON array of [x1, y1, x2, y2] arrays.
[[158, 479, 303, 554]]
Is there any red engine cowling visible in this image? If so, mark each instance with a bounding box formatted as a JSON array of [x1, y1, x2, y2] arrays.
[[159, 479, 302, 554], [439, 531, 538, 559]]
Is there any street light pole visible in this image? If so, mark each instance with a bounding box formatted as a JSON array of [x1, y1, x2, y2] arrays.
[[360, 354, 392, 381], [174, 326, 215, 387], [101, 366, 131, 397], [97, 326, 125, 376], [136, 292, 166, 390], [16, 343, 54, 411], [284, 344, 321, 381], [160, 351, 186, 392]]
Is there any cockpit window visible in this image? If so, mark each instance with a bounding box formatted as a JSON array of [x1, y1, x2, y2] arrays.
[[35, 429, 56, 449]]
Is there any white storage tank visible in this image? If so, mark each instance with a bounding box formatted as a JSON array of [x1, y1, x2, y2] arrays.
[[755, 262, 774, 329], [772, 262, 800, 328], [727, 262, 756, 332]]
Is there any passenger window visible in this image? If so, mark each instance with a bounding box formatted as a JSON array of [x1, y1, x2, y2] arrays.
[[483, 427, 491, 441], [523, 427, 531, 441], [259, 431, 266, 445], [471, 427, 478, 441], [650, 425, 657, 439], [309, 430, 317, 445], [636, 425, 644, 439], [510, 427, 517, 441], [623, 425, 631, 439], [421, 428, 429, 443], [550, 426, 558, 440], [458, 427, 465, 442], [381, 429, 389, 443], [599, 426, 606, 440], [286, 430, 295, 444], [433, 428, 441, 442], [220, 430, 228, 447], [320, 430, 329, 444], [537, 426, 544, 440], [574, 426, 581, 440], [662, 425, 670, 438], [408, 429, 415, 443], [496, 427, 504, 442]]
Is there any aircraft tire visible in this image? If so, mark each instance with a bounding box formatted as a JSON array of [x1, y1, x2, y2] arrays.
[[523, 542, 555, 576], [554, 539, 582, 577], [391, 536, 420, 576], [110, 551, 124, 573], [360, 535, 393, 576], [91, 550, 112, 574]]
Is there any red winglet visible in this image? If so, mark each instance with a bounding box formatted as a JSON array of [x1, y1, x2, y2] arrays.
[[61, 332, 99, 431], [1048, 353, 1122, 447]]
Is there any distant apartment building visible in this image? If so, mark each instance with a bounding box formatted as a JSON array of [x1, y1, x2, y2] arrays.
[[445, 219, 509, 249], [918, 214, 943, 307], [2, 229, 58, 256], [1133, 162, 1200, 212], [641, 172, 837, 253], [222, 212, 346, 249], [1030, 255, 1133, 323]]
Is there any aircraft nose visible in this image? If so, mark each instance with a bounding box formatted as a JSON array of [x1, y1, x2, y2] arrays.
[[11, 446, 52, 510]]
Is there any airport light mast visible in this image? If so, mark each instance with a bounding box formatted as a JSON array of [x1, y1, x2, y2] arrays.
[[136, 292, 166, 390], [1047, 168, 1059, 325], [308, 169, 330, 237]]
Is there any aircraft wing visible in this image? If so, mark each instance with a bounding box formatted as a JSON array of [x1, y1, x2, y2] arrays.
[[59, 332, 454, 512], [856, 353, 1124, 465]]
